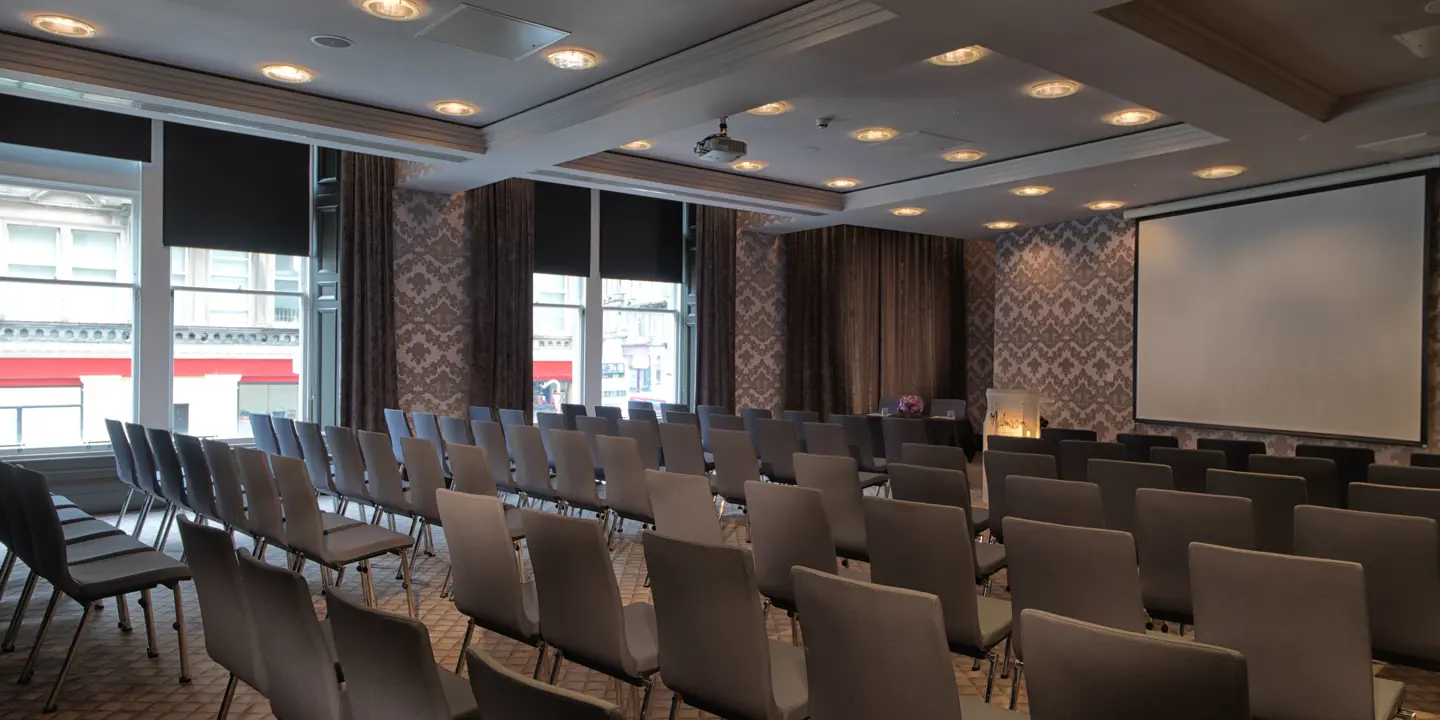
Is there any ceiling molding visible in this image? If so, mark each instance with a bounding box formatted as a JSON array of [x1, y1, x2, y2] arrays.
[[1097, 0, 1338, 121], [1336, 77, 1440, 119], [551, 152, 842, 215], [844, 123, 1227, 210], [479, 0, 896, 153], [0, 32, 485, 155]]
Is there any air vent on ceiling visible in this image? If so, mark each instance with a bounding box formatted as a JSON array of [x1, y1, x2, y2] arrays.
[[1358, 133, 1440, 155], [417, 4, 569, 61], [1394, 24, 1440, 58], [869, 131, 968, 156]]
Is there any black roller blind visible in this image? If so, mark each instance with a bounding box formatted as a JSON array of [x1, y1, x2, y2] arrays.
[[534, 181, 591, 277], [163, 122, 311, 256], [599, 191, 683, 283], [0, 94, 151, 162]]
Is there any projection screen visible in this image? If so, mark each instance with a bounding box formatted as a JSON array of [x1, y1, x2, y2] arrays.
[[1134, 175, 1430, 442]]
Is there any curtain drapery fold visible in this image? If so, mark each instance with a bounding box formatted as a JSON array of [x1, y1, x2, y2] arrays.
[[338, 152, 398, 432], [696, 205, 738, 410], [466, 178, 535, 415]]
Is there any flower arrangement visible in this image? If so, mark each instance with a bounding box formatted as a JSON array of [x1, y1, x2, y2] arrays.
[[896, 395, 925, 417]]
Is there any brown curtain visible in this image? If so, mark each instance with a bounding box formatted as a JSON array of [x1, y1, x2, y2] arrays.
[[696, 205, 737, 410], [782, 226, 880, 417], [338, 152, 398, 432], [467, 179, 535, 415], [879, 234, 966, 402]]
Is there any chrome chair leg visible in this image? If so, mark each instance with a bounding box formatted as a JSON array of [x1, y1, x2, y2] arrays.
[[334, 566, 346, 587], [116, 592, 132, 632], [669, 696, 681, 720], [789, 612, 800, 647], [131, 494, 154, 538], [173, 583, 191, 683], [0, 551, 14, 603], [639, 678, 655, 720], [1000, 637, 1013, 678], [455, 619, 475, 674], [531, 643, 548, 680], [2, 571, 39, 652], [1008, 660, 1024, 710], [217, 672, 239, 719], [142, 588, 159, 659], [116, 487, 135, 530], [400, 550, 416, 619], [548, 650, 564, 684], [359, 561, 376, 607], [42, 601, 95, 712], [983, 651, 999, 702], [17, 587, 61, 683]]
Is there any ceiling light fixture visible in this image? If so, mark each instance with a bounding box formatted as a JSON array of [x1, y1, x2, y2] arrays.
[[853, 127, 898, 143], [825, 178, 861, 188], [985, 221, 1018, 230], [732, 160, 767, 172], [1086, 200, 1125, 210], [29, 14, 98, 38], [926, 46, 986, 66], [260, 64, 315, 83], [621, 140, 654, 150], [1427, 0, 1440, 13], [943, 149, 986, 163], [359, 0, 425, 20], [891, 207, 926, 217], [747, 101, 791, 116], [547, 48, 600, 70], [1010, 185, 1053, 197], [1027, 80, 1080, 99], [1106, 108, 1158, 126], [1194, 165, 1246, 179], [433, 101, 477, 116]]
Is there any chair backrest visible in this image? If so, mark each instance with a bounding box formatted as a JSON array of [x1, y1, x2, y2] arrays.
[[803, 422, 850, 459], [383, 408, 412, 461], [174, 433, 218, 518], [617, 419, 661, 470], [740, 407, 773, 452], [696, 405, 724, 452], [1115, 432, 1180, 462], [466, 648, 625, 720], [629, 400, 655, 411], [781, 410, 819, 451], [1022, 609, 1250, 720], [438, 415, 472, 454], [176, 517, 264, 693], [202, 438, 248, 530], [8, 467, 73, 587], [1205, 469, 1306, 554], [0, 464, 21, 554], [1412, 452, 1440, 468], [271, 454, 326, 558], [521, 510, 635, 677], [468, 406, 494, 424], [986, 435, 1050, 456], [1196, 438, 1266, 471], [593, 405, 623, 435], [1348, 482, 1440, 536], [643, 531, 779, 720], [660, 402, 688, 417], [249, 412, 281, 455], [1367, 463, 1440, 490], [794, 453, 867, 558], [1190, 543, 1375, 720], [862, 497, 982, 651], [448, 443, 499, 497], [902, 443, 965, 471], [295, 420, 335, 495], [473, 421, 517, 492], [1006, 475, 1106, 529], [645, 471, 723, 546], [1087, 459, 1173, 533], [629, 406, 659, 424], [886, 463, 973, 519], [754, 418, 801, 482], [498, 409, 528, 461], [929, 398, 965, 419], [436, 490, 536, 641], [1150, 447, 1228, 494], [833, 414, 881, 470], [595, 435, 652, 522], [401, 436, 447, 521], [665, 409, 700, 431], [1058, 440, 1126, 481], [145, 426, 188, 505], [551, 429, 602, 509], [575, 415, 612, 473], [792, 567, 963, 720], [237, 550, 349, 720], [657, 421, 707, 477], [104, 418, 139, 490], [1041, 426, 1097, 446], [982, 450, 1057, 542], [708, 413, 746, 434], [358, 429, 410, 511], [561, 403, 588, 430], [1003, 516, 1147, 661], [1295, 444, 1374, 500], [537, 412, 567, 463], [1134, 488, 1254, 623], [881, 417, 928, 467], [234, 446, 286, 546], [710, 428, 761, 502], [509, 425, 556, 498], [326, 589, 451, 720], [272, 416, 304, 459], [745, 481, 835, 610], [1295, 505, 1440, 662], [324, 425, 370, 502], [1248, 454, 1340, 508]]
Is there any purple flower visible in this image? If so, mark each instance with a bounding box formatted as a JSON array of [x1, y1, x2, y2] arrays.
[[898, 395, 925, 415]]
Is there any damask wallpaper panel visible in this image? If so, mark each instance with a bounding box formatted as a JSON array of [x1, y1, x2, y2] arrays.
[[734, 211, 790, 414], [393, 188, 471, 418], [964, 239, 995, 430]]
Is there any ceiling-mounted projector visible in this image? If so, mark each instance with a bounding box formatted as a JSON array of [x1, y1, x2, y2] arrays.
[[694, 116, 747, 162]]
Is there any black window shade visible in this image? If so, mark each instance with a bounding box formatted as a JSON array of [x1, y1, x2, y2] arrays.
[[533, 181, 591, 277], [163, 122, 311, 256], [599, 191, 684, 283], [0, 94, 151, 163]]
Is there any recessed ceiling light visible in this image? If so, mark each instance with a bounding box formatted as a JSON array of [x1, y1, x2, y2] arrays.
[[1107, 109, 1158, 126], [891, 207, 926, 217], [985, 221, 1019, 230], [732, 160, 767, 172], [1427, 0, 1440, 13], [29, 14, 98, 38], [621, 140, 654, 151], [1086, 200, 1125, 210], [1010, 185, 1053, 197], [260, 64, 315, 84], [825, 178, 861, 188], [748, 101, 791, 116], [926, 46, 986, 66], [433, 101, 478, 117], [853, 127, 898, 143], [1028, 80, 1081, 99], [547, 48, 600, 70], [1194, 165, 1246, 179], [943, 149, 986, 163], [359, 0, 425, 21]]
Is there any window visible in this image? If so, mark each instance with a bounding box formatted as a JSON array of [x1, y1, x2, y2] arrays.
[[0, 387, 83, 449], [601, 279, 681, 408], [5, 225, 58, 278], [533, 273, 584, 417], [238, 382, 300, 436]]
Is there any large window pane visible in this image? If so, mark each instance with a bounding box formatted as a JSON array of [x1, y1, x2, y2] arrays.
[[0, 183, 134, 284], [602, 278, 678, 310], [533, 305, 582, 416], [174, 289, 301, 439], [5, 225, 58, 278], [534, 273, 584, 305], [602, 309, 678, 407]]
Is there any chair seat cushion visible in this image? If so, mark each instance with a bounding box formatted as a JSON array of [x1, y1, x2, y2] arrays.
[[67, 549, 192, 600], [505, 507, 527, 541], [321, 512, 363, 534], [438, 666, 482, 719], [975, 595, 1013, 650], [316, 524, 414, 566], [767, 640, 809, 719], [970, 507, 990, 534], [1374, 678, 1404, 720], [859, 472, 888, 490], [861, 458, 887, 474], [62, 518, 124, 544], [975, 542, 1007, 581], [57, 506, 93, 524], [66, 533, 153, 565], [50, 494, 77, 509], [622, 602, 660, 676]]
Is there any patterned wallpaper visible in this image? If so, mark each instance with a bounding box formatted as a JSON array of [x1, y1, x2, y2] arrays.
[[964, 239, 996, 431], [393, 188, 471, 418], [734, 211, 790, 413]]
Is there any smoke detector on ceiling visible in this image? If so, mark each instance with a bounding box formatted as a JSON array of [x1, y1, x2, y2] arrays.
[[311, 35, 354, 49]]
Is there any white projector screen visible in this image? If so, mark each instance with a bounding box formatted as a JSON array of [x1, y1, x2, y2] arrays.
[[1135, 175, 1430, 442]]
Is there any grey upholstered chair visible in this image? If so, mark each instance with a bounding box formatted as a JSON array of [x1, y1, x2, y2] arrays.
[[1150, 447, 1228, 494], [887, 462, 991, 538], [174, 433, 220, 522], [411, 411, 449, 475], [575, 415, 612, 477], [982, 450, 1057, 543], [1022, 609, 1250, 720], [618, 418, 662, 471], [295, 420, 340, 503], [629, 406, 660, 424], [1134, 488, 1254, 629], [1058, 440, 1126, 482], [1040, 426, 1097, 447], [1006, 475, 1106, 529], [1196, 438, 1266, 472], [755, 418, 801, 484], [472, 421, 520, 497], [536, 412, 567, 467], [595, 435, 655, 529], [794, 453, 869, 562], [438, 416, 473, 456], [383, 408, 413, 461], [629, 400, 656, 412], [903, 442, 965, 471], [711, 428, 761, 511], [1296, 444, 1375, 504], [658, 421, 708, 477], [1295, 505, 1440, 667], [1190, 543, 1405, 720], [986, 435, 1049, 456], [176, 517, 264, 719], [201, 439, 250, 535], [781, 410, 819, 452], [881, 417, 928, 469], [104, 418, 148, 534], [561, 403, 588, 431], [643, 531, 809, 720], [468, 406, 494, 424], [511, 425, 562, 505], [740, 407, 774, 454], [666, 410, 701, 435], [446, 443, 524, 553], [661, 403, 690, 421], [359, 429, 417, 528], [1412, 452, 1440, 468], [324, 425, 380, 519], [745, 481, 837, 636], [1115, 433, 1179, 463], [1248, 454, 1341, 508], [803, 422, 850, 459], [696, 405, 725, 452], [1349, 482, 1440, 531], [791, 567, 1018, 720], [645, 471, 724, 546], [594, 405, 624, 435], [1003, 516, 1148, 709], [550, 429, 608, 519], [437, 490, 544, 675], [521, 510, 659, 713], [930, 398, 966, 419], [863, 497, 1011, 701], [401, 436, 451, 569], [121, 423, 163, 538], [1088, 459, 1174, 534], [466, 647, 625, 720], [1367, 464, 1440, 490], [834, 414, 885, 473], [709, 413, 747, 435], [498, 409, 528, 461], [1205, 469, 1306, 554], [233, 447, 289, 558], [237, 550, 349, 720], [145, 426, 193, 549], [272, 416, 305, 460], [249, 412, 282, 455], [326, 589, 480, 719]]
